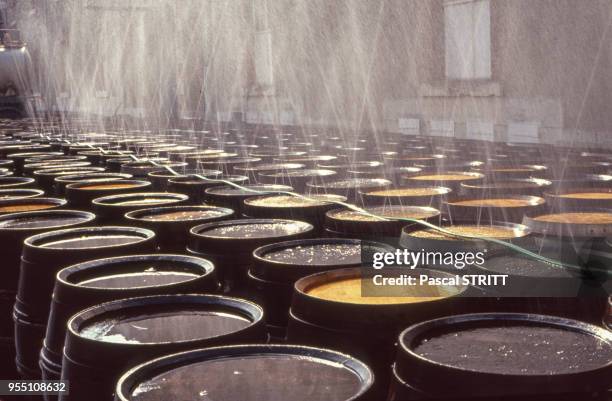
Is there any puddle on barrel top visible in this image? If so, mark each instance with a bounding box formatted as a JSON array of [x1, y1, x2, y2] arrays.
[[80, 310, 251, 344]]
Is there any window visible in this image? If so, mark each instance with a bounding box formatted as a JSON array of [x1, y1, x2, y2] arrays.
[[444, 0, 491, 80], [253, 0, 273, 88]]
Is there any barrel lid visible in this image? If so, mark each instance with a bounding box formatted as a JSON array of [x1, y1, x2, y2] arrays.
[[461, 178, 552, 195], [7, 151, 56, 162], [395, 313, 612, 398], [0, 159, 14, 168], [67, 294, 263, 346], [447, 195, 545, 207], [92, 192, 188, 209], [325, 206, 440, 235], [261, 168, 337, 179], [297, 266, 467, 306], [0, 197, 67, 214], [32, 163, 96, 174], [126, 205, 234, 225], [23, 156, 87, 167], [196, 156, 260, 166], [33, 166, 105, 179], [361, 186, 450, 199], [58, 254, 215, 291], [252, 238, 393, 282], [444, 195, 546, 224], [0, 176, 35, 187], [0, 209, 95, 231], [245, 193, 345, 210], [477, 250, 573, 279], [205, 184, 292, 197], [307, 178, 391, 191], [234, 162, 306, 173], [189, 218, 313, 254], [405, 171, 484, 184], [317, 160, 384, 171], [167, 174, 218, 185], [115, 344, 373, 401], [0, 188, 44, 200], [147, 170, 187, 179], [400, 222, 530, 252], [523, 209, 612, 237], [22, 225, 155, 262], [273, 155, 337, 164], [55, 172, 133, 185]]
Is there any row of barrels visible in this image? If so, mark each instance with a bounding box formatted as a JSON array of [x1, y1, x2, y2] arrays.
[[0, 119, 610, 400]]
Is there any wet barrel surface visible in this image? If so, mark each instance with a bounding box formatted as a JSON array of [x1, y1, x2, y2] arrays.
[[15, 226, 156, 378], [41, 254, 220, 383], [390, 313, 612, 400], [188, 218, 314, 293], [116, 345, 374, 401], [62, 294, 265, 401], [125, 205, 234, 252]]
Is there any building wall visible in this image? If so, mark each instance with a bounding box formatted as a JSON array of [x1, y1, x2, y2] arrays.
[[8, 0, 612, 143], [382, 0, 612, 144]]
